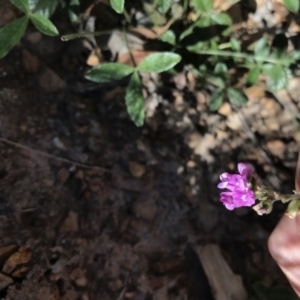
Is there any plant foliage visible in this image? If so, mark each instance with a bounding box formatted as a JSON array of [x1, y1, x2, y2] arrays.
[[0, 0, 59, 59]]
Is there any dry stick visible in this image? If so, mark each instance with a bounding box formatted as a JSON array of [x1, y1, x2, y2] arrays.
[[0, 137, 113, 173], [123, 27, 137, 68]]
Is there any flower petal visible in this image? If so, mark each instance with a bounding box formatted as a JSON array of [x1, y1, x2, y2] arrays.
[[217, 182, 228, 189], [238, 162, 254, 176]]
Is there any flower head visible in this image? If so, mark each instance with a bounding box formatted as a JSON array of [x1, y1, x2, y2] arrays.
[[218, 163, 255, 210]]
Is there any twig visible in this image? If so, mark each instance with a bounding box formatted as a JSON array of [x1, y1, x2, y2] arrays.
[[123, 27, 137, 68], [61, 29, 116, 41], [190, 49, 290, 66], [0, 137, 113, 174], [123, 7, 132, 25]]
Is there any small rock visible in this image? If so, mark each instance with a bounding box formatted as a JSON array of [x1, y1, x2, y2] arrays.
[[172, 72, 187, 90], [0, 245, 18, 265], [266, 140, 285, 159], [62, 290, 78, 300], [188, 133, 215, 162], [264, 118, 280, 132], [43, 179, 54, 187], [76, 276, 87, 287], [187, 160, 196, 168], [0, 8, 16, 28], [261, 98, 278, 117], [11, 266, 29, 278], [22, 50, 41, 73], [128, 161, 146, 178], [52, 137, 67, 151], [3, 247, 32, 274], [108, 279, 123, 292], [38, 68, 66, 92], [133, 198, 157, 221], [187, 132, 202, 149], [57, 168, 69, 183], [20, 123, 27, 132], [51, 259, 65, 274], [245, 86, 265, 100], [226, 113, 243, 131], [189, 175, 196, 186], [26, 32, 43, 44], [0, 273, 13, 291], [173, 91, 185, 112], [69, 268, 87, 287], [177, 166, 184, 174], [125, 292, 134, 298], [195, 91, 207, 104], [86, 48, 104, 66], [218, 102, 232, 117], [89, 177, 102, 193], [61, 211, 79, 233]]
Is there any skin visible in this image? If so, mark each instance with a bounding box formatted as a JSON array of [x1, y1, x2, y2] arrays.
[[268, 152, 300, 297]]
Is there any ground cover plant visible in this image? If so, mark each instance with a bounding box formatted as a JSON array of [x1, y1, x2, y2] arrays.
[[2, 0, 300, 126]]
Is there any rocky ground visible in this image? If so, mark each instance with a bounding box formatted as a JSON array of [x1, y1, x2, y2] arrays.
[[0, 0, 300, 299]]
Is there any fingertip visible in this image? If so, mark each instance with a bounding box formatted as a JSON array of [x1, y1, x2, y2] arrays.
[[295, 151, 300, 191]]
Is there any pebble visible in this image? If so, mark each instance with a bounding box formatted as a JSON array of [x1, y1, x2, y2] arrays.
[[218, 102, 232, 117], [266, 140, 285, 159]]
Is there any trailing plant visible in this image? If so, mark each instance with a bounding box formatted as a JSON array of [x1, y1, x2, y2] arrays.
[[2, 0, 300, 126], [106, 0, 300, 117], [85, 52, 181, 126], [0, 0, 61, 59]]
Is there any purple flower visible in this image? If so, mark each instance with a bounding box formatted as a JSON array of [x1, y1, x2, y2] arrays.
[[218, 163, 255, 210]]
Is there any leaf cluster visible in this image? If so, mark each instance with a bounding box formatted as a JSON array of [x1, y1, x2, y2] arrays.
[[86, 52, 181, 126], [89, 0, 300, 122], [4, 0, 300, 127], [0, 0, 61, 60]]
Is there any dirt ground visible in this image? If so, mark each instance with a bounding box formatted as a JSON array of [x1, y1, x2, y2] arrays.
[[1, 0, 300, 299]]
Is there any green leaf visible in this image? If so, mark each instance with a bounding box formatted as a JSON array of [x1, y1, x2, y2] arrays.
[[191, 0, 213, 12], [110, 0, 124, 13], [179, 16, 210, 40], [254, 37, 269, 59], [157, 0, 172, 14], [210, 13, 232, 36], [283, 0, 299, 12], [28, 0, 59, 17], [65, 0, 80, 23], [195, 16, 211, 28], [159, 30, 176, 45], [85, 63, 134, 83], [209, 89, 223, 111], [206, 76, 225, 88], [263, 64, 288, 91], [125, 71, 145, 127], [227, 87, 248, 106], [10, 0, 29, 13], [210, 13, 232, 26], [0, 16, 28, 60], [137, 52, 181, 73], [30, 13, 58, 36], [187, 42, 207, 52], [214, 62, 227, 75], [246, 66, 260, 85], [289, 50, 300, 62], [230, 37, 241, 52]]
